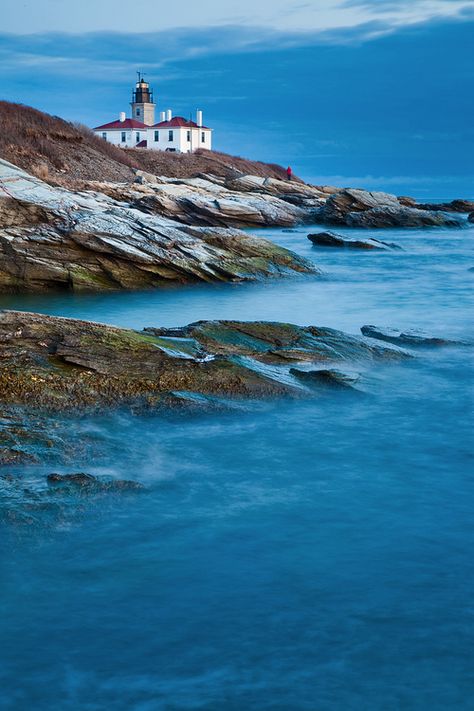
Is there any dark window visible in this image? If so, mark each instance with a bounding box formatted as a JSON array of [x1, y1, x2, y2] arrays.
[[102, 132, 107, 140], [168, 130, 174, 142], [136, 108, 141, 116], [201, 132, 205, 143], [187, 130, 191, 142], [121, 132, 126, 142], [136, 132, 140, 142], [154, 130, 159, 142]]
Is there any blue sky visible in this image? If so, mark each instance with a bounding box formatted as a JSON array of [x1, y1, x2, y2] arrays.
[[1, 0, 473, 196]]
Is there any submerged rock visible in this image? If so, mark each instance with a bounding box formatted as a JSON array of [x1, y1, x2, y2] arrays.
[[290, 368, 361, 391], [0, 159, 316, 293], [47, 472, 143, 492], [361, 325, 466, 347], [308, 231, 402, 250], [314, 189, 464, 228], [0, 447, 38, 465]]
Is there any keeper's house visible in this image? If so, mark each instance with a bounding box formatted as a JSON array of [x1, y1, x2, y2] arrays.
[[93, 75, 213, 153]]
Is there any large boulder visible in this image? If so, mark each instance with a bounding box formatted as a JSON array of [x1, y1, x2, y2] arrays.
[[0, 159, 316, 292], [314, 188, 464, 228]]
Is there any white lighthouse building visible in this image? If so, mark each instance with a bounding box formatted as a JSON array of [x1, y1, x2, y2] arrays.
[[94, 75, 213, 153]]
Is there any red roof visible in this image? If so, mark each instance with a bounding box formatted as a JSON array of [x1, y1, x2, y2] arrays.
[[136, 139, 148, 148], [152, 116, 210, 129], [94, 118, 148, 130]]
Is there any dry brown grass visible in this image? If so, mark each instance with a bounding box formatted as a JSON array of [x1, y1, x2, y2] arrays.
[[128, 148, 293, 181], [0, 101, 139, 182], [0, 101, 297, 185]]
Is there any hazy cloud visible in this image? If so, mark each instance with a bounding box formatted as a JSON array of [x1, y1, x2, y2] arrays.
[[2, 0, 473, 34]]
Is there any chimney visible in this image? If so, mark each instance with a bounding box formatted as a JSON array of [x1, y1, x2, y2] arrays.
[[119, 112, 126, 122], [159, 111, 166, 123], [196, 110, 203, 128], [166, 109, 172, 122]]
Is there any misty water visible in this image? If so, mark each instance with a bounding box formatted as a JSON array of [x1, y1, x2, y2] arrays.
[[1, 222, 473, 709]]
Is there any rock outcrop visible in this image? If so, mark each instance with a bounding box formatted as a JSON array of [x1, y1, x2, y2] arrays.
[[0, 311, 424, 478], [405, 199, 474, 213], [0, 311, 410, 415], [88, 172, 327, 228], [314, 189, 464, 228], [0, 159, 316, 292], [361, 325, 467, 347], [308, 231, 402, 250]]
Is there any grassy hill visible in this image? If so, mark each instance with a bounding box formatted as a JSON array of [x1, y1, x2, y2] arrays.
[[0, 101, 293, 185]]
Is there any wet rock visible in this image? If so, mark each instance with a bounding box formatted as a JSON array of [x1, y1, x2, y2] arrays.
[[147, 320, 411, 365], [47, 472, 143, 492], [0, 311, 410, 414], [361, 325, 466, 347], [397, 196, 417, 207], [0, 447, 38, 465], [308, 231, 402, 250], [413, 199, 474, 213], [290, 368, 361, 391], [0, 159, 316, 293], [314, 189, 464, 228]]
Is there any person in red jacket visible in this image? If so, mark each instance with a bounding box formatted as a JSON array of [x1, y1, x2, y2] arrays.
[[286, 166, 292, 181]]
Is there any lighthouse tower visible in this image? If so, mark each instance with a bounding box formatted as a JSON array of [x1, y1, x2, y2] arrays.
[[131, 73, 156, 126]]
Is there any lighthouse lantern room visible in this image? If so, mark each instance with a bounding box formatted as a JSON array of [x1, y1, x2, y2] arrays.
[[131, 73, 156, 126]]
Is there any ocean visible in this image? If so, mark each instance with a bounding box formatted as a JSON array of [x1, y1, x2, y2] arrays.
[[0, 220, 473, 709]]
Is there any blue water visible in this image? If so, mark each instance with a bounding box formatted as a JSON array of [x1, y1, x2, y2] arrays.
[[1, 223, 473, 710]]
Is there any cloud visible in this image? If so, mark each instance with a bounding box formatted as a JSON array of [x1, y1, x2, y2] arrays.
[[2, 0, 473, 35], [0, 8, 472, 197]]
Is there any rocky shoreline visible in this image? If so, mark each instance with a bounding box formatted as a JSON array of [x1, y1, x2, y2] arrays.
[[1, 157, 472, 293], [0, 309, 413, 466], [0, 159, 316, 293], [0, 154, 472, 499]]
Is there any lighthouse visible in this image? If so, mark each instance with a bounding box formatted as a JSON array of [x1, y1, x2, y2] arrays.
[[94, 75, 213, 152], [131, 73, 156, 126]]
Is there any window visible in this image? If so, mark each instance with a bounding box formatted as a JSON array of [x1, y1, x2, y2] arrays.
[[121, 132, 126, 142], [168, 130, 174, 142], [154, 130, 159, 142], [187, 130, 191, 142], [136, 108, 141, 116], [136, 132, 140, 142], [102, 132, 107, 140], [201, 132, 206, 143]]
